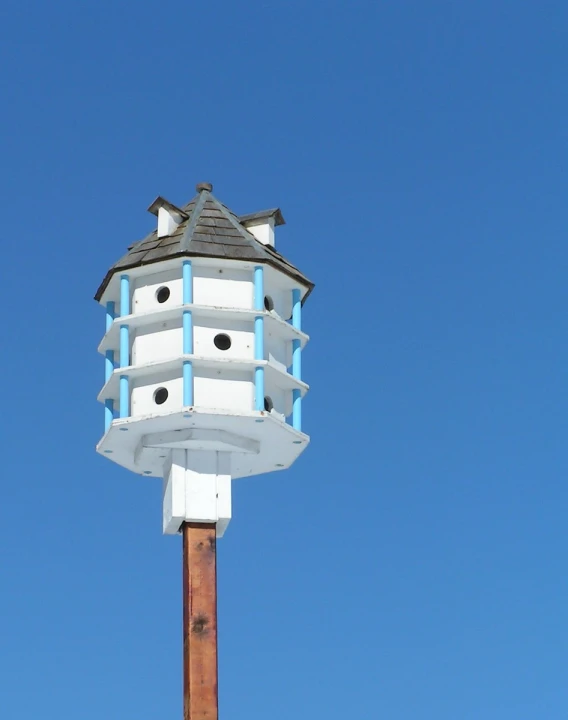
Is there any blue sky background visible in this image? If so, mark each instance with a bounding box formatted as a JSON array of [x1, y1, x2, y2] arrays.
[[1, 1, 567, 718]]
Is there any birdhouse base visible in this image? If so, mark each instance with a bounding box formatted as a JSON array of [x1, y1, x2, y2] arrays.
[[96, 407, 309, 481]]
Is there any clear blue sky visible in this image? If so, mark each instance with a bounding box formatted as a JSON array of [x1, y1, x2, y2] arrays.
[[1, 1, 566, 718]]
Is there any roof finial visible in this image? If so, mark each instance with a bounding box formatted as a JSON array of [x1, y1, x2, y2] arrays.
[[196, 182, 213, 193]]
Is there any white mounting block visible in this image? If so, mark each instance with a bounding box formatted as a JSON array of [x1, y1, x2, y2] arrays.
[[163, 449, 231, 537]]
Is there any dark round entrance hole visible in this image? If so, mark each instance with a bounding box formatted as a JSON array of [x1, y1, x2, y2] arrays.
[[154, 387, 169, 405], [156, 286, 171, 304], [264, 396, 274, 412], [264, 295, 274, 311], [214, 333, 232, 351]]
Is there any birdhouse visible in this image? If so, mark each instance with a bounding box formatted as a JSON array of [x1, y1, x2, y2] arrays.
[[95, 183, 314, 537]]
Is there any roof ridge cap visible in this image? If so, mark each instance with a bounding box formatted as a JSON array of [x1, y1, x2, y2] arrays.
[[179, 191, 210, 251], [207, 194, 258, 244]]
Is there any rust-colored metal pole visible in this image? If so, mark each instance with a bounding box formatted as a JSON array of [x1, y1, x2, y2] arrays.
[[182, 522, 218, 720]]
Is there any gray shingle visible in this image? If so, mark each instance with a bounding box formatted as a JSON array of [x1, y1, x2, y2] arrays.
[[211, 227, 245, 238], [137, 239, 162, 251], [142, 244, 182, 262]]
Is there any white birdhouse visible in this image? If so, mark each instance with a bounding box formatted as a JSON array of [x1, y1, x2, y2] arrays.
[[95, 183, 314, 537]]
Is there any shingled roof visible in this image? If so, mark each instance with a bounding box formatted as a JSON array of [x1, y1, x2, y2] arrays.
[[95, 183, 314, 302]]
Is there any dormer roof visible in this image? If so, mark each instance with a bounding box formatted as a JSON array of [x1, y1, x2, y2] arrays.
[[239, 208, 285, 227], [146, 196, 189, 219]]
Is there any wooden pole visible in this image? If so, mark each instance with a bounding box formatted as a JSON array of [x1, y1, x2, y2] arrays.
[[182, 522, 218, 720]]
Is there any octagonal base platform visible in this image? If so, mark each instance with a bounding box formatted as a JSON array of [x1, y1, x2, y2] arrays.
[[96, 407, 309, 479]]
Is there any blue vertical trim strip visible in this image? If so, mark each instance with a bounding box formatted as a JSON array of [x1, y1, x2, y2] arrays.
[[119, 376, 129, 418], [183, 260, 193, 303], [119, 276, 130, 418], [106, 301, 115, 331], [292, 339, 301, 380], [292, 289, 302, 331], [183, 312, 193, 354], [254, 266, 264, 310], [120, 275, 130, 316], [254, 316, 264, 361], [183, 361, 193, 406], [254, 313, 265, 413], [291, 289, 302, 431], [105, 350, 114, 382], [292, 389, 302, 430], [254, 266, 265, 411], [104, 400, 114, 430], [255, 367, 265, 411], [119, 326, 129, 368], [104, 301, 116, 430], [182, 261, 193, 406]]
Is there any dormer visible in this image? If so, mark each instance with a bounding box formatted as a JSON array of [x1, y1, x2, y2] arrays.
[[239, 208, 285, 247], [147, 196, 189, 238]]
